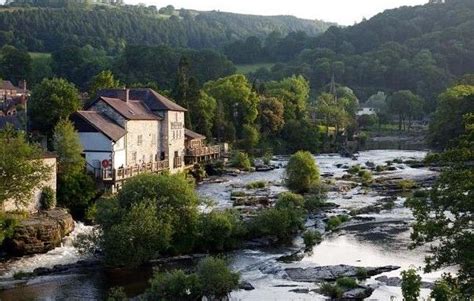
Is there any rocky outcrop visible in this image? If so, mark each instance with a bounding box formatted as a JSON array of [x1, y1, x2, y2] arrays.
[[6, 209, 74, 256], [341, 286, 374, 300], [285, 264, 400, 282], [375, 275, 434, 289]]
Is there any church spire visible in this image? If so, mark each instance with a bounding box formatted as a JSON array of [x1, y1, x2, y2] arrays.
[[329, 73, 337, 102]]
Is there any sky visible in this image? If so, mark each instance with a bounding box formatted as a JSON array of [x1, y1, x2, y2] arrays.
[[127, 0, 428, 25]]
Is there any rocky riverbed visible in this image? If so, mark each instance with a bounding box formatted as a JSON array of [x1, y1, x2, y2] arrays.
[[0, 150, 457, 300]]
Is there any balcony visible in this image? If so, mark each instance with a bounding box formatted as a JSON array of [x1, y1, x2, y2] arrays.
[[185, 145, 221, 165], [100, 160, 169, 182]]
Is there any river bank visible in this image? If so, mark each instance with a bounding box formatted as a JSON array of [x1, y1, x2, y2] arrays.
[[0, 150, 456, 300]]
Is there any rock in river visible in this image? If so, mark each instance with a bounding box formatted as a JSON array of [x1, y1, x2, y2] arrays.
[[5, 209, 74, 256], [285, 264, 400, 282]]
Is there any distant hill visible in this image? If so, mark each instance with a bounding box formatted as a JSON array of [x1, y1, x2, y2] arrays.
[[0, 4, 334, 53]]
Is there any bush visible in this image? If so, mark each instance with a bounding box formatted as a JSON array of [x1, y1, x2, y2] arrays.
[[326, 215, 350, 231], [0, 213, 21, 245], [245, 181, 266, 189], [358, 170, 373, 185], [40, 186, 56, 210], [196, 257, 240, 299], [319, 282, 344, 299], [250, 206, 304, 243], [275, 192, 304, 209], [412, 190, 429, 198], [57, 172, 97, 218], [13, 271, 31, 280], [304, 195, 328, 213], [347, 165, 362, 174], [303, 230, 321, 250], [231, 151, 252, 171], [430, 279, 455, 301], [196, 210, 246, 252], [286, 151, 320, 193], [355, 267, 368, 279], [399, 179, 417, 191], [401, 268, 421, 301], [106, 287, 127, 301], [145, 270, 201, 301], [230, 191, 246, 197], [336, 277, 358, 289], [375, 165, 386, 172]]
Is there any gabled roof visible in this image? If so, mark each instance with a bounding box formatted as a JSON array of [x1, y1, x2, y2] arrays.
[[185, 128, 206, 140], [74, 111, 126, 142], [1, 80, 19, 91], [98, 97, 161, 120], [98, 88, 187, 112]]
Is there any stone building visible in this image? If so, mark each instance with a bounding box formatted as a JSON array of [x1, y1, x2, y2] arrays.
[[72, 88, 220, 191]]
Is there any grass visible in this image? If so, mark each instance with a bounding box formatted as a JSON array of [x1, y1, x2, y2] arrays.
[[29, 52, 51, 59], [246, 181, 266, 189], [236, 63, 275, 74]]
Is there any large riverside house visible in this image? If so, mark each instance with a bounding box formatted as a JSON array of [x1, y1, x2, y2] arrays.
[[71, 88, 221, 191]]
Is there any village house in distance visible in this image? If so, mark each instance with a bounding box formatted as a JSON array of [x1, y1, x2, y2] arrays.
[[71, 88, 222, 191]]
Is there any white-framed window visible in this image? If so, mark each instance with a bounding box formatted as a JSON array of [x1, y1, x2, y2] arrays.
[[137, 135, 143, 146], [131, 151, 137, 163], [151, 134, 157, 146]]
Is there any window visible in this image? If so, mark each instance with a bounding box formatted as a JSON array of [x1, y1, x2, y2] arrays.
[[131, 152, 137, 163], [151, 134, 156, 146], [149, 154, 153, 162], [172, 130, 175, 140], [137, 135, 143, 146]]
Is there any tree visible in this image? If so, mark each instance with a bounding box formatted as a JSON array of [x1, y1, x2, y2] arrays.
[[0, 45, 32, 85], [116, 173, 199, 254], [266, 75, 309, 121], [407, 114, 473, 296], [53, 119, 85, 176], [29, 78, 82, 137], [286, 151, 320, 193], [196, 257, 240, 299], [258, 97, 285, 137], [191, 90, 216, 139], [0, 125, 51, 208], [401, 268, 421, 301], [241, 124, 259, 153], [429, 84, 474, 149], [203, 74, 259, 140], [388, 90, 424, 131], [88, 70, 121, 99]]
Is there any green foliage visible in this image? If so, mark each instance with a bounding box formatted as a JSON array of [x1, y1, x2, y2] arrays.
[[319, 282, 344, 299], [106, 287, 127, 301], [304, 194, 328, 213], [53, 119, 85, 176], [265, 75, 309, 121], [145, 269, 201, 301], [40, 186, 56, 210], [398, 179, 417, 191], [0, 213, 21, 245], [429, 84, 474, 149], [13, 271, 31, 280], [230, 151, 252, 171], [336, 277, 358, 289], [0, 125, 51, 207], [258, 97, 285, 138], [0, 45, 32, 84], [303, 230, 321, 250], [145, 257, 239, 301], [29, 78, 81, 137], [430, 278, 456, 301], [347, 165, 362, 174], [358, 170, 373, 185], [275, 192, 305, 209], [401, 268, 422, 301], [88, 70, 121, 98], [355, 267, 368, 279], [250, 205, 304, 243], [286, 151, 320, 193], [241, 124, 259, 153], [279, 119, 322, 154], [326, 215, 349, 231], [245, 181, 266, 190], [196, 210, 246, 252], [57, 172, 96, 219], [197, 257, 240, 299], [387, 90, 424, 131], [116, 173, 199, 254], [102, 200, 172, 267]]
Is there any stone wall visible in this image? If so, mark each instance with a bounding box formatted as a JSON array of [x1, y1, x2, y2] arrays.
[[125, 120, 160, 165], [5, 208, 74, 256], [2, 156, 57, 213], [164, 110, 185, 173]]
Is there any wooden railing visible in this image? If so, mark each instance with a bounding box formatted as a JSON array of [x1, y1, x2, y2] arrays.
[[185, 145, 221, 157], [101, 160, 169, 181]]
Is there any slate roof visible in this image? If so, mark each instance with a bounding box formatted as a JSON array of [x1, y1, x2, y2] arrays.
[[1, 80, 19, 91], [74, 111, 126, 142], [99, 97, 161, 120], [98, 88, 187, 112], [185, 128, 206, 140]]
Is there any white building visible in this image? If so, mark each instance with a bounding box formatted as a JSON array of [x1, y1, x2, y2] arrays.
[[356, 107, 377, 116], [72, 88, 219, 191]]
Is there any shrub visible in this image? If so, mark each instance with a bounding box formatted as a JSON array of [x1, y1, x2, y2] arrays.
[[413, 190, 429, 198], [13, 271, 31, 280], [57, 172, 97, 218], [250, 207, 304, 243], [230, 191, 246, 197], [382, 199, 395, 210], [245, 181, 266, 189], [0, 213, 21, 245], [401, 268, 421, 301], [358, 170, 373, 185], [326, 215, 349, 231], [430, 279, 455, 301], [196, 210, 246, 252], [319, 282, 344, 299], [304, 195, 328, 213], [336, 277, 358, 289], [275, 192, 304, 209], [355, 267, 368, 279], [399, 179, 417, 191], [196, 257, 240, 300], [286, 151, 320, 193], [375, 165, 386, 172], [231, 151, 252, 171], [303, 230, 321, 250], [145, 269, 201, 301], [347, 165, 362, 174], [40, 186, 56, 210], [263, 151, 273, 165], [106, 287, 127, 301]]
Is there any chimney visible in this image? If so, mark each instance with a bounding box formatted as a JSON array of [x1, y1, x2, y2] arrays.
[[117, 88, 129, 103]]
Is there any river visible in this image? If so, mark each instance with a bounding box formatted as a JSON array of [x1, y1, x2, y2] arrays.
[[0, 150, 456, 300]]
